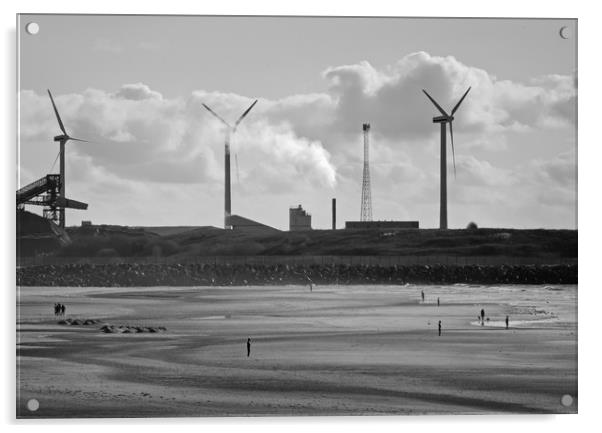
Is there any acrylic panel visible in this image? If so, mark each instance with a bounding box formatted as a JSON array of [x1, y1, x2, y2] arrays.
[[16, 14, 577, 418]]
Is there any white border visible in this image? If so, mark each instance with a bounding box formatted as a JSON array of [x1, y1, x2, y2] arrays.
[[3, 1, 599, 432]]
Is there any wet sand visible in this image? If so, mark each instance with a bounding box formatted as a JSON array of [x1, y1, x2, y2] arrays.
[[16, 284, 577, 417]]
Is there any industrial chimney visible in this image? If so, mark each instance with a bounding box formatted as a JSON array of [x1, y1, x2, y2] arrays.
[[332, 198, 336, 230]]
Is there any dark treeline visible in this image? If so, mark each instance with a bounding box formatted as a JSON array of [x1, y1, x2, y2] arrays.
[[17, 263, 577, 287]]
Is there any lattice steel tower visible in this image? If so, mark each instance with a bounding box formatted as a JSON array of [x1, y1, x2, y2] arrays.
[[360, 123, 373, 221]]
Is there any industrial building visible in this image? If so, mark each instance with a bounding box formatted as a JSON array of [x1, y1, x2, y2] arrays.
[[345, 221, 419, 230], [229, 214, 280, 234], [289, 205, 312, 231]]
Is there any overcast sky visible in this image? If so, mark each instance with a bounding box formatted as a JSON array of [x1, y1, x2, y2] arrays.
[[18, 15, 576, 229]]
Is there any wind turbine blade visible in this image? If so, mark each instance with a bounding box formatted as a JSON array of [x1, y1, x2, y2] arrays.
[[201, 103, 231, 128], [451, 86, 471, 115], [47, 89, 67, 135], [69, 137, 90, 143], [449, 121, 457, 179], [49, 151, 60, 173], [234, 99, 258, 129], [235, 153, 240, 183], [422, 89, 449, 117]]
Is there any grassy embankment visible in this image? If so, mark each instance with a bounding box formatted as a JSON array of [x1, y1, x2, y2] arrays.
[[52, 225, 577, 261]]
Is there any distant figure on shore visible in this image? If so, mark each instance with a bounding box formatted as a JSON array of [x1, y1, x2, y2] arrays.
[[421, 290, 425, 303], [480, 308, 485, 326], [54, 303, 66, 317], [438, 320, 442, 336], [437, 297, 440, 307], [305, 274, 313, 292], [505, 315, 509, 329], [247, 338, 251, 357]]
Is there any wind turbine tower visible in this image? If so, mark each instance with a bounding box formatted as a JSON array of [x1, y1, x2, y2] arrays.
[[202, 100, 258, 229], [360, 123, 373, 222], [47, 89, 90, 228], [422, 86, 471, 229]]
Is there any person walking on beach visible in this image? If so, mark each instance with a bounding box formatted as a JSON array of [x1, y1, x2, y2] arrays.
[[60, 304, 65, 316], [305, 273, 313, 292], [480, 308, 485, 326], [247, 338, 251, 357], [437, 297, 440, 307], [505, 315, 509, 330], [421, 290, 425, 303], [438, 320, 442, 336]]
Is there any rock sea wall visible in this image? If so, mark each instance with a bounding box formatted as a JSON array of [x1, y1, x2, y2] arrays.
[[16, 263, 577, 287]]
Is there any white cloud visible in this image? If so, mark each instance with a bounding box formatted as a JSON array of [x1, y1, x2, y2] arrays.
[[19, 84, 338, 204], [455, 155, 516, 187], [533, 151, 576, 186], [318, 51, 575, 144], [114, 83, 163, 101]]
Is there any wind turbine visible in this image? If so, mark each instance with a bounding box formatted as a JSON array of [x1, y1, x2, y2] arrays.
[[47, 89, 90, 228], [202, 99, 258, 229], [422, 86, 471, 230]]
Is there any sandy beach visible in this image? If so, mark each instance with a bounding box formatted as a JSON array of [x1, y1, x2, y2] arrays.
[[16, 284, 577, 417]]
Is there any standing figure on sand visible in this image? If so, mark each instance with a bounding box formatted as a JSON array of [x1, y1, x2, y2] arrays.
[[480, 308, 485, 326], [438, 320, 442, 336], [247, 337, 251, 357], [53, 303, 66, 317], [421, 290, 425, 303], [506, 315, 509, 330], [305, 274, 314, 292]]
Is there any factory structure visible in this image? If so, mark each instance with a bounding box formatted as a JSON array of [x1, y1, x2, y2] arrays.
[[289, 205, 312, 231]]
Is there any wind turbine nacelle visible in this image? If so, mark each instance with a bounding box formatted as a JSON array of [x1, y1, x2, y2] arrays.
[[54, 134, 68, 142], [433, 115, 453, 123]]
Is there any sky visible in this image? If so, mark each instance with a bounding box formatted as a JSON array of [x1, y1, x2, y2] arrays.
[[17, 15, 577, 230]]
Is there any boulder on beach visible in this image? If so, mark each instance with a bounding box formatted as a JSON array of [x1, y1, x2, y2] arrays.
[[97, 322, 166, 334], [100, 325, 115, 333]]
